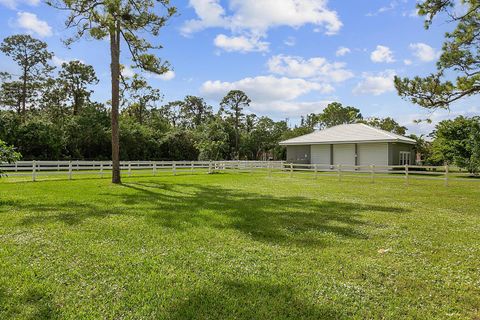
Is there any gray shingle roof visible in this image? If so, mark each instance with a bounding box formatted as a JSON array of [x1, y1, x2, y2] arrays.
[[279, 123, 416, 145]]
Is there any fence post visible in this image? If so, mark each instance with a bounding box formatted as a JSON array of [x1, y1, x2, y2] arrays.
[[289, 163, 293, 178], [32, 160, 36, 182], [68, 161, 72, 180], [76, 160, 79, 171], [15, 162, 17, 172], [100, 163, 104, 178], [337, 164, 342, 182], [445, 164, 449, 187], [370, 164, 375, 183], [153, 162, 157, 176], [208, 161, 212, 174], [314, 164, 318, 179], [191, 161, 194, 172], [173, 162, 177, 176], [405, 164, 409, 186], [268, 162, 272, 177]]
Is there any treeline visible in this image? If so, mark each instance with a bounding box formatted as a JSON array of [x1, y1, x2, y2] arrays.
[[0, 35, 478, 174], [0, 34, 414, 162]]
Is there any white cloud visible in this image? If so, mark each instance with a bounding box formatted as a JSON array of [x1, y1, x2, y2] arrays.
[[15, 12, 52, 37], [353, 70, 396, 96], [214, 34, 269, 53], [121, 66, 135, 78], [267, 55, 354, 82], [0, 0, 39, 9], [181, 0, 342, 52], [336, 46, 351, 56], [201, 75, 333, 102], [403, 8, 419, 17], [52, 56, 84, 67], [409, 43, 439, 62], [182, 0, 343, 48], [181, 0, 227, 35], [155, 70, 176, 81], [284, 36, 296, 47], [370, 45, 395, 63], [366, 1, 397, 16], [403, 59, 412, 66], [52, 56, 67, 67]]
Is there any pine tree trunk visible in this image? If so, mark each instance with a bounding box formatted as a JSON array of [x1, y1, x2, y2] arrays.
[[110, 20, 121, 184], [21, 69, 27, 117], [73, 95, 79, 116]]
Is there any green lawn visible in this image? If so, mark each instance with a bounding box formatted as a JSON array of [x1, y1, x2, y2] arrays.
[[0, 172, 479, 319]]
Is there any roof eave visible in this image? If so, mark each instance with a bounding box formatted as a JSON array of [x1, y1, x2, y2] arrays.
[[279, 139, 416, 146]]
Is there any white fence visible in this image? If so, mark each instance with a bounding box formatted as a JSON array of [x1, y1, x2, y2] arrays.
[[281, 163, 477, 186], [0, 160, 478, 185], [0, 160, 283, 181]]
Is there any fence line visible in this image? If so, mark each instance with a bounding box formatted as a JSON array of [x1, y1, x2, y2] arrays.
[[0, 160, 477, 185]]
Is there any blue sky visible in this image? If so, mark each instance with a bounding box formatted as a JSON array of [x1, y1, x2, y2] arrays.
[[0, 0, 478, 135]]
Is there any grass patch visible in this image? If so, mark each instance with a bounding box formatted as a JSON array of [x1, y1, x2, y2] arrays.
[[1, 172, 479, 319]]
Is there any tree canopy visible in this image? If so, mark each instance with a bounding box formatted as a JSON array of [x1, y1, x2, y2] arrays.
[[0, 140, 20, 164], [0, 35, 53, 116], [430, 116, 480, 174], [394, 0, 480, 110]]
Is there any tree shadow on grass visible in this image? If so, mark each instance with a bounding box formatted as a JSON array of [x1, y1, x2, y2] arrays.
[[117, 181, 407, 246], [8, 179, 409, 247], [16, 201, 124, 226], [0, 286, 57, 320], [165, 279, 340, 320]]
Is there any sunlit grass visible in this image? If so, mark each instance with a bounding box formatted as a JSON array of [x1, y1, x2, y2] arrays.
[[0, 172, 479, 319]]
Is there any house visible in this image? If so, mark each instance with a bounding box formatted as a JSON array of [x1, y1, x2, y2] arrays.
[[279, 123, 416, 167]]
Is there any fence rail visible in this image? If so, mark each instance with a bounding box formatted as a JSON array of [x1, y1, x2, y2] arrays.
[[0, 160, 477, 185]]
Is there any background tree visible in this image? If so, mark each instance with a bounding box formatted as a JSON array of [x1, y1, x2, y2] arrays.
[[161, 100, 184, 128], [58, 60, 99, 115], [408, 134, 433, 165], [0, 140, 20, 163], [48, 0, 177, 183], [394, 0, 480, 110], [65, 103, 111, 159], [430, 116, 480, 174], [0, 81, 25, 114], [243, 117, 285, 160], [121, 74, 162, 124], [40, 77, 69, 122], [245, 114, 257, 133], [318, 102, 363, 128], [220, 90, 251, 159], [181, 95, 213, 129], [361, 117, 407, 135], [195, 117, 230, 160], [0, 35, 53, 116]]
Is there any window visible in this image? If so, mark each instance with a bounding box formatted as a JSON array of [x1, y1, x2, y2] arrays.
[[399, 151, 411, 165]]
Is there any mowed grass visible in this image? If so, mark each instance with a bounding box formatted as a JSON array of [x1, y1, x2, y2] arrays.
[[0, 171, 479, 319]]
